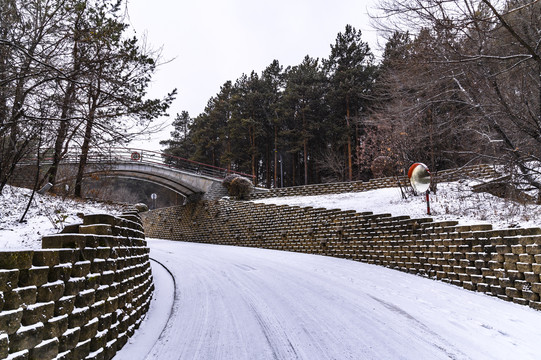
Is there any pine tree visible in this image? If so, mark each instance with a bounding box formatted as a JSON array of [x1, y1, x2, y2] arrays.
[[260, 60, 284, 187], [280, 56, 327, 185], [190, 81, 233, 167], [230, 72, 266, 179], [160, 111, 194, 160], [324, 25, 376, 181]]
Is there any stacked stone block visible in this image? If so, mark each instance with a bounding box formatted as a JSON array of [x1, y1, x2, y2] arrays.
[[0, 211, 153, 360], [251, 164, 499, 199], [143, 199, 541, 311]]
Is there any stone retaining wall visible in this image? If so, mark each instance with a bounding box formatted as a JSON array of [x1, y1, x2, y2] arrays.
[[142, 199, 541, 311], [0, 210, 153, 360], [251, 164, 499, 199], [7, 165, 42, 191]]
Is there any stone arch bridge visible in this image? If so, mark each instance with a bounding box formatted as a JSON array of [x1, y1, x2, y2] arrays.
[[21, 148, 255, 201]]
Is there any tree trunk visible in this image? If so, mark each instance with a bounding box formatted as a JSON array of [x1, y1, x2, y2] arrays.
[[0, 43, 7, 130], [46, 81, 77, 185], [0, 29, 40, 193], [74, 94, 97, 198], [46, 38, 80, 185], [346, 97, 352, 181], [428, 108, 435, 172], [249, 125, 256, 182], [274, 125, 278, 187], [266, 142, 271, 188], [303, 109, 308, 185], [0, 78, 27, 193], [355, 123, 359, 178], [20, 126, 43, 223], [538, 61, 541, 137], [227, 138, 231, 172], [292, 153, 296, 186]]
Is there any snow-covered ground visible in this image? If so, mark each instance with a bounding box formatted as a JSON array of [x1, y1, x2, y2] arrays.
[[0, 185, 123, 250], [253, 181, 541, 230], [2, 184, 541, 359], [116, 239, 541, 360], [1, 180, 540, 250]]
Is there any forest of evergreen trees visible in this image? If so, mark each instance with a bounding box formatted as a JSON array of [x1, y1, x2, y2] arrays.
[[161, 0, 541, 201], [161, 24, 377, 188]]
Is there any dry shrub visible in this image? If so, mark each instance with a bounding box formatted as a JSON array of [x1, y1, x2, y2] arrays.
[[227, 176, 253, 200], [222, 174, 240, 189], [371, 156, 396, 178]]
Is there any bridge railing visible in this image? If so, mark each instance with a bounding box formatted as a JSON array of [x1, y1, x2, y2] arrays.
[[56, 148, 255, 181]]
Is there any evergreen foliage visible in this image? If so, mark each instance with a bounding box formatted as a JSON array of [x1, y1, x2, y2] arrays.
[[162, 25, 376, 187]]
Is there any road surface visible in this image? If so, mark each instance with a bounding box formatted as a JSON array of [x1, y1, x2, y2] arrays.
[[116, 239, 541, 360]]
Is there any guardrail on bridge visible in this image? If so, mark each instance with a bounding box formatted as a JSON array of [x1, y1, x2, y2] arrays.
[[33, 148, 255, 182]]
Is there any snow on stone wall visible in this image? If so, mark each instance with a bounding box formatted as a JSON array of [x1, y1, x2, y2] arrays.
[[142, 199, 541, 311], [0, 211, 153, 360]]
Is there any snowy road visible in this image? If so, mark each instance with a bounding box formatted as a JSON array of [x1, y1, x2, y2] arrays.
[[117, 239, 541, 360]]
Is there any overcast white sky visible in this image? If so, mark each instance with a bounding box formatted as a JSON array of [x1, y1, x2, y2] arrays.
[[126, 0, 382, 150]]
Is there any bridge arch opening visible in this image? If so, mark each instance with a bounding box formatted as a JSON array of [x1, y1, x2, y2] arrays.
[[73, 176, 187, 209]]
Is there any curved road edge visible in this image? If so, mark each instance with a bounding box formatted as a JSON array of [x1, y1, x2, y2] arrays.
[[113, 257, 177, 360]]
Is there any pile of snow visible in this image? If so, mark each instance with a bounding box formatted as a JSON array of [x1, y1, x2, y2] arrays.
[[0, 185, 123, 250], [253, 180, 541, 230]]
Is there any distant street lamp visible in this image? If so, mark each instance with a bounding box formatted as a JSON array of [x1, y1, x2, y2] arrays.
[[279, 154, 283, 188]]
